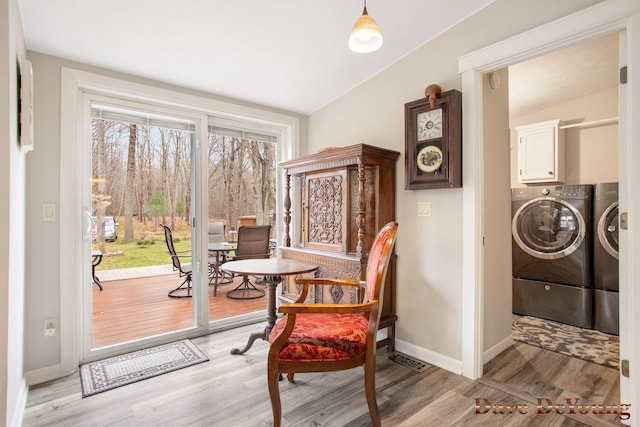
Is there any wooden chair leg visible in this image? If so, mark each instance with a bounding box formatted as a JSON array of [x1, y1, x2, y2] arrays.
[[267, 364, 282, 427], [364, 359, 381, 427]]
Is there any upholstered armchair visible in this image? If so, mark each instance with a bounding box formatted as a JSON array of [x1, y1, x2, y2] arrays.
[[267, 221, 399, 427]]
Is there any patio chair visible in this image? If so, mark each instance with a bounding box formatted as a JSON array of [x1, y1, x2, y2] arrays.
[[208, 221, 226, 243], [226, 225, 272, 299], [207, 221, 233, 295], [160, 224, 193, 298], [267, 221, 398, 427]]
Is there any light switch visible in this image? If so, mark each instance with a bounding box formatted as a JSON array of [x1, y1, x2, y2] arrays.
[[42, 203, 56, 221], [417, 201, 431, 217]]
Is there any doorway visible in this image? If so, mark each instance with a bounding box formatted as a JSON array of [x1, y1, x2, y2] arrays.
[[459, 2, 639, 413], [507, 33, 620, 343], [87, 97, 201, 351]]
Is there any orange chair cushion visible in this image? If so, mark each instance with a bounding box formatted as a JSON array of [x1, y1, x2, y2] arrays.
[[269, 313, 369, 362]]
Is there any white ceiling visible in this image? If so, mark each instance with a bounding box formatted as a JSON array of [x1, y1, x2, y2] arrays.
[[17, 0, 495, 115], [18, 1, 617, 118], [508, 33, 619, 119]]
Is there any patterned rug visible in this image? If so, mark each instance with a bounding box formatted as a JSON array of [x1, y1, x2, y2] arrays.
[[512, 315, 619, 370], [80, 339, 208, 397]]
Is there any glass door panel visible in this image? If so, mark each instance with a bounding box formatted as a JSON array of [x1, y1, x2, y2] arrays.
[[90, 100, 197, 349], [206, 125, 277, 321]]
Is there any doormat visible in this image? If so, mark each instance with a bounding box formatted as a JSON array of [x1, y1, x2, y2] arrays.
[[512, 315, 619, 369], [80, 339, 208, 397], [389, 352, 430, 372]]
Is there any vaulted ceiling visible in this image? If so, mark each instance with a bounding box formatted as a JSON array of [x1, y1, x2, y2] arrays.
[[17, 0, 495, 115], [17, 1, 615, 117]]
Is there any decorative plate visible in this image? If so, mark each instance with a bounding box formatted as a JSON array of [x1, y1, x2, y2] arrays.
[[416, 145, 443, 173]]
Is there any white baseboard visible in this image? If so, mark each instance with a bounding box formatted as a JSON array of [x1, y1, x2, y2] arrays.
[[25, 362, 76, 387], [483, 335, 513, 364], [395, 338, 462, 375]]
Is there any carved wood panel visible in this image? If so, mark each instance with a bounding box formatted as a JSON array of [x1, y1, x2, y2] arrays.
[[303, 170, 347, 252]]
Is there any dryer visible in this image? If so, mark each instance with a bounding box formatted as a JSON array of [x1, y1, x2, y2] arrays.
[[511, 184, 593, 328], [593, 182, 619, 335]]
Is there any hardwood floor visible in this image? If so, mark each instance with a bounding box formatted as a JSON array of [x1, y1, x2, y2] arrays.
[[24, 324, 623, 426], [92, 273, 266, 348]]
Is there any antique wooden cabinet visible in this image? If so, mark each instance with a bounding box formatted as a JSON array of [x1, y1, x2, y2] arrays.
[[279, 144, 399, 350]]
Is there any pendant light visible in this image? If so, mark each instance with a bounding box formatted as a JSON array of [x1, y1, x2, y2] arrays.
[[348, 0, 383, 53]]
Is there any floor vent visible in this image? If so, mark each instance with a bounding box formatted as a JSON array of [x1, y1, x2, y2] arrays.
[[389, 352, 430, 372]]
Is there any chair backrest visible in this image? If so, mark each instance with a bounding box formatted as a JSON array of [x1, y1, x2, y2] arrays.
[[365, 222, 398, 304], [208, 221, 226, 243], [235, 225, 272, 259], [160, 224, 182, 271]]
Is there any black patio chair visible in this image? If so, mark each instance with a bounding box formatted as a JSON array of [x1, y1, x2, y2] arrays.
[[225, 225, 272, 299], [160, 224, 193, 298]]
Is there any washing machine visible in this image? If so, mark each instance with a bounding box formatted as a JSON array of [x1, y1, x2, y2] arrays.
[[593, 182, 619, 335], [511, 184, 593, 328]]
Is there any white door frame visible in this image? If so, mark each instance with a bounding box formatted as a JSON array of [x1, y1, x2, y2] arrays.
[[58, 67, 300, 377], [458, 0, 640, 416]]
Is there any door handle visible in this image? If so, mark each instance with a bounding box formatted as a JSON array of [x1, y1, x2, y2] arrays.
[[84, 211, 95, 240]]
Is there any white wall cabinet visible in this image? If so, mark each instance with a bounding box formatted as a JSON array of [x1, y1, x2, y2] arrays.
[[516, 119, 564, 184]]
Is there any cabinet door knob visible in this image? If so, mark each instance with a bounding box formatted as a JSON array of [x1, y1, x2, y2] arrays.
[[548, 171, 553, 175]]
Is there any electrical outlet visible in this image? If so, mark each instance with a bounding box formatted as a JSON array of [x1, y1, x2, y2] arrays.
[[417, 201, 432, 217], [44, 319, 57, 337]]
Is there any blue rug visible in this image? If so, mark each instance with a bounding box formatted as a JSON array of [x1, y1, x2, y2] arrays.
[[80, 339, 208, 397]]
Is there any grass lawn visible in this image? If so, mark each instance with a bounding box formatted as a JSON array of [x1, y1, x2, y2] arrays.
[[95, 238, 191, 271], [93, 218, 193, 271]]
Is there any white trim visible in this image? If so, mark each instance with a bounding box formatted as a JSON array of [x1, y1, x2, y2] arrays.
[[59, 67, 300, 372], [458, 0, 636, 73], [8, 379, 27, 427], [458, 0, 640, 386], [483, 335, 513, 365], [24, 363, 71, 386], [59, 68, 82, 375], [618, 16, 640, 425], [461, 69, 484, 380], [395, 338, 462, 375], [61, 68, 300, 133]]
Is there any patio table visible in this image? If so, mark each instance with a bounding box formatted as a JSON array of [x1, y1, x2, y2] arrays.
[[221, 258, 318, 355]]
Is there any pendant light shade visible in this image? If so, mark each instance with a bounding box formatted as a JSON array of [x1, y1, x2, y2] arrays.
[[348, 2, 383, 53]]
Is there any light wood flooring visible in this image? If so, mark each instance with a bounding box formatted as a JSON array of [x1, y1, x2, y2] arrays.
[[24, 323, 623, 426], [93, 273, 266, 348]]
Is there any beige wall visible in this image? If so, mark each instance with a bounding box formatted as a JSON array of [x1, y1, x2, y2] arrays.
[[510, 86, 618, 187], [307, 0, 604, 365], [482, 68, 513, 354], [2, 0, 28, 423]]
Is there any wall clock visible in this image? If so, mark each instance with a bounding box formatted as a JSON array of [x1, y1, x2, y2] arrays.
[[404, 86, 462, 189]]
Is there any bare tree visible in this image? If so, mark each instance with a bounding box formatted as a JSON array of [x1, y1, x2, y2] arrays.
[[93, 119, 108, 252], [249, 141, 275, 225], [123, 124, 137, 242]]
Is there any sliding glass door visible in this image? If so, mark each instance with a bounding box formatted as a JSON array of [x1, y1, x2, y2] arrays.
[[85, 95, 203, 353], [206, 124, 278, 322]]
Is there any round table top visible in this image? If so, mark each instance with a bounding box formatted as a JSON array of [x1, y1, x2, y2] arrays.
[[220, 258, 318, 276], [208, 242, 237, 251]]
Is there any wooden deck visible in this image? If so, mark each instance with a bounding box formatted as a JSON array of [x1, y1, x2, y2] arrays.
[[92, 273, 266, 348]]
